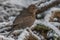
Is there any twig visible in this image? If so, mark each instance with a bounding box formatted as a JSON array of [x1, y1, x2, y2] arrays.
[[26, 28, 41, 40], [34, 20, 60, 36], [37, 0, 60, 13]]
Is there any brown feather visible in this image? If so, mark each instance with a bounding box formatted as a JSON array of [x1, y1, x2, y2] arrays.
[[7, 4, 38, 37]]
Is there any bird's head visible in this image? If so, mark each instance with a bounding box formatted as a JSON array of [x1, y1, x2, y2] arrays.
[[27, 4, 38, 15]]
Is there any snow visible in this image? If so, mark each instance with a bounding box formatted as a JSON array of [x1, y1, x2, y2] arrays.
[[0, 22, 12, 28], [44, 11, 52, 22], [18, 29, 29, 40], [38, 0, 57, 7], [33, 19, 60, 36], [50, 7, 60, 12], [3, 0, 39, 7], [0, 35, 14, 40], [8, 16, 16, 22], [50, 22, 60, 26]]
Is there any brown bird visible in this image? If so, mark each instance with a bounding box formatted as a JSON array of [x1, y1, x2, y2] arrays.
[[7, 4, 38, 37]]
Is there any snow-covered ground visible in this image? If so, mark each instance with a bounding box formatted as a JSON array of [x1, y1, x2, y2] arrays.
[[0, 0, 60, 40]]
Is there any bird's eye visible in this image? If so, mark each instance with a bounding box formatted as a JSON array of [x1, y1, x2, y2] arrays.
[[31, 7, 35, 9]]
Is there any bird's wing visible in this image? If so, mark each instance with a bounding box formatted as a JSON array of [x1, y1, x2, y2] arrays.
[[22, 16, 35, 27], [13, 16, 24, 26]]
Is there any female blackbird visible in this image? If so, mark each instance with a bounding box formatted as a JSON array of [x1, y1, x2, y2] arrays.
[[7, 4, 38, 37]]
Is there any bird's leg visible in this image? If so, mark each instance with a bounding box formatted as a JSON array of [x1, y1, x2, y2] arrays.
[[30, 20, 37, 30], [26, 27, 41, 40]]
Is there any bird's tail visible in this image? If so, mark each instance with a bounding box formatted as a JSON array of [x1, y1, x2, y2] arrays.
[[7, 25, 14, 37], [7, 22, 23, 37], [7, 23, 19, 37]]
